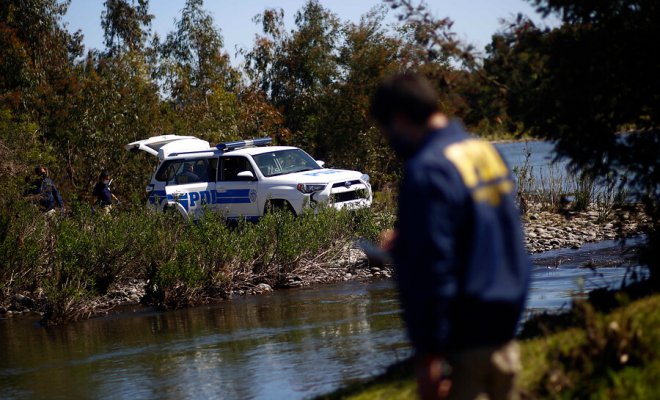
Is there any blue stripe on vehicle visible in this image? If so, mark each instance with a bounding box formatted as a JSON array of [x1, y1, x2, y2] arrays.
[[215, 189, 250, 197], [215, 198, 251, 204], [150, 188, 251, 208]]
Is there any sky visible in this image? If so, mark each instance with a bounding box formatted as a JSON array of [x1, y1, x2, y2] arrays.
[[62, 0, 558, 64]]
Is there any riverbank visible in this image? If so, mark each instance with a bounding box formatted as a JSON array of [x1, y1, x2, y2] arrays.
[[0, 202, 649, 323], [317, 290, 660, 399], [523, 202, 648, 253]]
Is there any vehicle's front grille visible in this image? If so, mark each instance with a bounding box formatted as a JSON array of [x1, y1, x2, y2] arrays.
[[332, 180, 361, 188], [332, 190, 367, 203]]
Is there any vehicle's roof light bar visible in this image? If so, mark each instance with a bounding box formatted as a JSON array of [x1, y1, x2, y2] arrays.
[[217, 137, 272, 151]]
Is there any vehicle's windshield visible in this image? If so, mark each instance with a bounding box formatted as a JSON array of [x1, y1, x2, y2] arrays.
[[252, 149, 321, 177]]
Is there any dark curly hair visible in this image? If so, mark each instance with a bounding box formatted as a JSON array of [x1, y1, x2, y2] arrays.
[[370, 73, 438, 126]]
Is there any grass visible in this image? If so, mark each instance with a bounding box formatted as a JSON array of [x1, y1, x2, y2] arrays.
[[512, 147, 629, 215], [316, 291, 660, 400], [0, 200, 394, 325]]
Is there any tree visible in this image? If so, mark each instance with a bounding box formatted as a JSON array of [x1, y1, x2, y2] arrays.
[[244, 0, 341, 153], [318, 6, 403, 182], [101, 0, 153, 56], [0, 0, 85, 190], [156, 0, 240, 141], [59, 52, 162, 195], [0, 0, 83, 112], [489, 0, 660, 285]]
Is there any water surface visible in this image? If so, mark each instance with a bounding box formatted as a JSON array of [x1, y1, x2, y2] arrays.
[[0, 238, 645, 400]]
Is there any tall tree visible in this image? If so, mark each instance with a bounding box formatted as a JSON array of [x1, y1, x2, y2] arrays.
[[0, 0, 85, 190], [101, 0, 153, 56], [385, 0, 479, 118], [157, 0, 239, 141], [244, 0, 341, 152], [62, 53, 162, 194], [0, 0, 83, 111], [319, 6, 402, 181]]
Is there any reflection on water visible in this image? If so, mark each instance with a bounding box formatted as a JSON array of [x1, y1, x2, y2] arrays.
[[1, 281, 407, 400], [0, 239, 646, 400], [527, 236, 646, 312], [494, 140, 559, 172]]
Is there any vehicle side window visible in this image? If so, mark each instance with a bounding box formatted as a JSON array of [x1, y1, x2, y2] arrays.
[[206, 158, 218, 182], [219, 156, 254, 181], [155, 159, 217, 185], [155, 161, 177, 183]]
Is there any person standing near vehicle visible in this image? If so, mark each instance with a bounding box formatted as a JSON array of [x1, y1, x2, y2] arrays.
[[92, 170, 119, 215], [28, 165, 65, 215], [370, 73, 531, 400]]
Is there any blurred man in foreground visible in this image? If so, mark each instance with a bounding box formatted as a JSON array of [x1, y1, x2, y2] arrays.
[[370, 73, 531, 400]]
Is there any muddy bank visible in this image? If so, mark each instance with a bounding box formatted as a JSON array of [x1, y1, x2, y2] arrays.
[[0, 204, 649, 320]]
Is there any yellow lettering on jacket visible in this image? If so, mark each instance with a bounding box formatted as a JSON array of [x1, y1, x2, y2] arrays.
[[444, 139, 513, 206]]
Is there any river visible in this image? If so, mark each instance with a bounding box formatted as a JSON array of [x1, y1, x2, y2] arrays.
[[0, 237, 645, 400]]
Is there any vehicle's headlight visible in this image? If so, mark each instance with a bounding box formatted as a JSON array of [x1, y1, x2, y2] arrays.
[[360, 174, 370, 183], [296, 183, 327, 194]]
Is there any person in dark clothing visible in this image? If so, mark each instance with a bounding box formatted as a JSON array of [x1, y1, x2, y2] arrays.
[[28, 165, 65, 214], [370, 73, 531, 400], [92, 170, 118, 214], [176, 163, 200, 184]]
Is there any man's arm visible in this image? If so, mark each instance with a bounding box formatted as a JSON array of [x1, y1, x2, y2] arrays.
[[396, 165, 462, 400], [394, 165, 459, 355], [53, 184, 64, 210]]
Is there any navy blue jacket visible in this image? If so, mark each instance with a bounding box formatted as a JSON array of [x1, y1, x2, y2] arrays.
[[33, 177, 64, 211], [93, 182, 113, 206], [392, 121, 530, 355]]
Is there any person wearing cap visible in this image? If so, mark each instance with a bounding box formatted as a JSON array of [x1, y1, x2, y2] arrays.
[[92, 170, 119, 215], [370, 73, 531, 400], [28, 165, 65, 214]]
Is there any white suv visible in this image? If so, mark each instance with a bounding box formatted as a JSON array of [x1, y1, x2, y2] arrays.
[[126, 135, 372, 219]]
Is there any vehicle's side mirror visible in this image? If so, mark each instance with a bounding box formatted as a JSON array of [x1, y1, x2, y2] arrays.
[[236, 170, 256, 181], [316, 160, 325, 168]]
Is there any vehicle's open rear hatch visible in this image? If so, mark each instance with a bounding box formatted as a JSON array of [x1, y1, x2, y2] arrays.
[[125, 135, 211, 159]]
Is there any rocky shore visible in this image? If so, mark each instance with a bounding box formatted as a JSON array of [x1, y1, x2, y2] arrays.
[[0, 203, 649, 319], [522, 203, 648, 253]]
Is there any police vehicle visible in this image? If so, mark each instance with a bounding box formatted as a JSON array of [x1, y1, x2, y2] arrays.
[[125, 135, 372, 219]]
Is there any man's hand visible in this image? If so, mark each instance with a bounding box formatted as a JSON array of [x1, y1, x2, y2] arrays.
[[416, 355, 452, 400]]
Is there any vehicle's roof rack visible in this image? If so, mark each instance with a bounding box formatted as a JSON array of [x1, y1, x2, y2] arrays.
[[217, 138, 272, 152]]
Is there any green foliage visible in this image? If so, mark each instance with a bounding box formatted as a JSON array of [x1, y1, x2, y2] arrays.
[[488, 0, 660, 285], [0, 201, 49, 300], [520, 295, 660, 399], [0, 198, 392, 322], [138, 206, 392, 310], [155, 0, 241, 142], [571, 171, 595, 212], [102, 0, 153, 56], [1, 0, 657, 327], [244, 0, 343, 154]]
